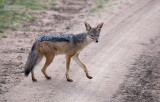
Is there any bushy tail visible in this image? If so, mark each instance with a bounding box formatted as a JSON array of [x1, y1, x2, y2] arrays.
[[25, 42, 39, 76]]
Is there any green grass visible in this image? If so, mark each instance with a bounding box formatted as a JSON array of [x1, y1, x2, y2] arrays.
[[0, 0, 57, 38], [0, 34, 7, 39], [0, 0, 47, 10], [90, 0, 109, 13], [0, 10, 29, 33], [1, 35, 7, 38], [28, 16, 37, 22]]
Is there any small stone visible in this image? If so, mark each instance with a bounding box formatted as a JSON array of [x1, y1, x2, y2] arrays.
[[1, 80, 6, 84]]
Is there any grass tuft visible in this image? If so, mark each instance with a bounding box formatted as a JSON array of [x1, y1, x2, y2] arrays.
[[1, 35, 7, 38], [90, 0, 109, 13], [28, 17, 36, 22]]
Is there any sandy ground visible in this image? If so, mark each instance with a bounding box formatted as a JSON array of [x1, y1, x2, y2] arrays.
[[112, 37, 160, 102], [0, 0, 160, 102]]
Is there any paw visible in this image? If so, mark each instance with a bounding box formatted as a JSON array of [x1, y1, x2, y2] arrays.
[[32, 78, 37, 82], [86, 75, 93, 79], [46, 76, 51, 80], [67, 78, 73, 82]]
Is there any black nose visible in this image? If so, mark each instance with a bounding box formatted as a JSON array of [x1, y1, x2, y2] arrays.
[[96, 40, 98, 43]]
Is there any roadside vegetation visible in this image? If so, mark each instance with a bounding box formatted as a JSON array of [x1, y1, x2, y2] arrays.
[[90, 0, 109, 13], [0, 0, 56, 39]]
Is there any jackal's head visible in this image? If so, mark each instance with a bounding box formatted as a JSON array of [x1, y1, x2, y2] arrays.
[[85, 22, 103, 43]]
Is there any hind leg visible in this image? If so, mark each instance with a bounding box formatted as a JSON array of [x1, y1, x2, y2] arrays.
[[65, 55, 73, 82], [31, 70, 37, 82], [30, 54, 43, 82], [41, 54, 54, 79], [29, 54, 43, 82]]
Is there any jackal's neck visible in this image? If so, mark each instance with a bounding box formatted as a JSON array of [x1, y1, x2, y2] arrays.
[[82, 32, 93, 46]]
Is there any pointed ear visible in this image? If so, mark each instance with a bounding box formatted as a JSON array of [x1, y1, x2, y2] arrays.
[[97, 23, 103, 29], [85, 22, 92, 31]]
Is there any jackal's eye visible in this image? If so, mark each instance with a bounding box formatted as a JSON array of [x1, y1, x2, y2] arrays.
[[90, 35, 94, 37]]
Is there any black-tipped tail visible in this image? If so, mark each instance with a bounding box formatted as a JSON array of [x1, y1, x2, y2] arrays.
[[25, 69, 31, 76], [24, 42, 39, 77]]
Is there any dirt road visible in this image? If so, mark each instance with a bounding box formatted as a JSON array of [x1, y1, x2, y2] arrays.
[[1, 0, 160, 102]]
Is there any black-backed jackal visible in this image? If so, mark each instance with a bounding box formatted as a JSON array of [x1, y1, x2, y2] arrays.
[[25, 22, 103, 82]]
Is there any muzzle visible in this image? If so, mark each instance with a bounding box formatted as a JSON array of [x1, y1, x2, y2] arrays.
[[95, 40, 99, 43]]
